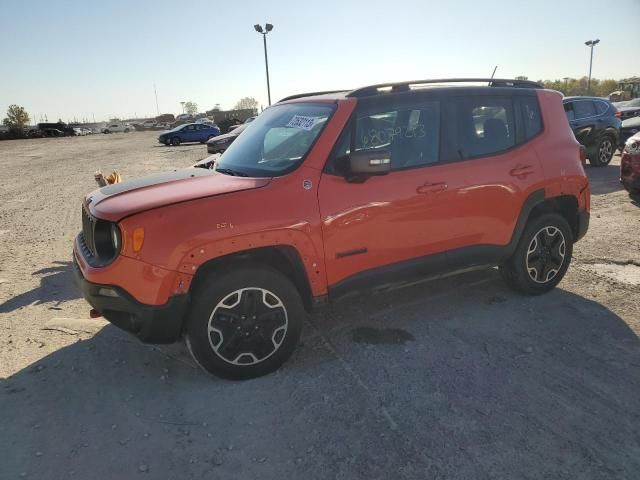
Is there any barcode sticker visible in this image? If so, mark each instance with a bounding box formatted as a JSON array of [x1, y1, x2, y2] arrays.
[[285, 115, 319, 131]]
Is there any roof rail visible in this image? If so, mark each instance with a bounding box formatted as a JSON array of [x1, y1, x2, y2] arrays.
[[347, 78, 543, 97], [277, 90, 348, 103]]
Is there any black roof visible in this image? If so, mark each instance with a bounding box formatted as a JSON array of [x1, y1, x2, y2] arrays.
[[347, 78, 542, 98], [278, 78, 543, 103]]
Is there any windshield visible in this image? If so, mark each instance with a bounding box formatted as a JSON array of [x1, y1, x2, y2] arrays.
[[215, 103, 335, 177]]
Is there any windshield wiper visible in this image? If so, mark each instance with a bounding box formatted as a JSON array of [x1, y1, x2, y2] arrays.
[[215, 167, 248, 177]]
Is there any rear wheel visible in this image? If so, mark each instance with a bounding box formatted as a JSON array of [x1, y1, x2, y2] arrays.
[[590, 135, 614, 166], [500, 213, 573, 295], [185, 266, 304, 380], [171, 136, 181, 146], [103, 129, 110, 134]]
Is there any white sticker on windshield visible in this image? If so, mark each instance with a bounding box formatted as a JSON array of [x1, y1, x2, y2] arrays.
[[286, 115, 319, 131]]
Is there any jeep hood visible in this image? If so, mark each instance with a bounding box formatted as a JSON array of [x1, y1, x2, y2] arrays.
[[86, 168, 270, 222]]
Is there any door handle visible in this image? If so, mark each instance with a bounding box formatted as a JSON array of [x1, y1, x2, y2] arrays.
[[509, 165, 535, 178], [416, 182, 447, 194]]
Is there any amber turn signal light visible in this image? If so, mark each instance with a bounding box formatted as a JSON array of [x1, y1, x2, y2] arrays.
[[132, 228, 145, 252]]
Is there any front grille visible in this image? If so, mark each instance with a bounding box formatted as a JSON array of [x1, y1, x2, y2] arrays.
[[81, 205, 97, 259], [80, 205, 119, 266]]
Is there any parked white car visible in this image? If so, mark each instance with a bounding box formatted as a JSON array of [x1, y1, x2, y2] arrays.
[[141, 120, 157, 128], [103, 123, 132, 134], [73, 128, 85, 136]]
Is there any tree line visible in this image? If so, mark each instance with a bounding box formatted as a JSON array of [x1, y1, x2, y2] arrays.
[[536, 77, 619, 97]]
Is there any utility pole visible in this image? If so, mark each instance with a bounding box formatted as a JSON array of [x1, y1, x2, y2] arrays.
[[154, 83, 160, 115], [584, 39, 600, 95], [254, 23, 274, 105]]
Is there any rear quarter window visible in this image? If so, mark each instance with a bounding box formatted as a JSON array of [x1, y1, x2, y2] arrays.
[[594, 100, 610, 115], [517, 96, 542, 140]]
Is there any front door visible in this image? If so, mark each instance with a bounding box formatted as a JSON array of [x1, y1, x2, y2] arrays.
[[318, 95, 467, 289]]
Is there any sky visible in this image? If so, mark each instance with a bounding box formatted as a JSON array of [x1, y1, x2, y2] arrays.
[[1, 0, 639, 123]]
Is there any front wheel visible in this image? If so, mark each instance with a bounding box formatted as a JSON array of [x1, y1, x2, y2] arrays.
[[171, 136, 181, 146], [124, 128, 130, 133], [185, 267, 304, 380], [103, 129, 110, 134], [500, 213, 573, 295], [590, 136, 614, 166]]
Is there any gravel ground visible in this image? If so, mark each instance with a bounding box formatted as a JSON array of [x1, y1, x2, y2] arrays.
[[1, 132, 639, 479]]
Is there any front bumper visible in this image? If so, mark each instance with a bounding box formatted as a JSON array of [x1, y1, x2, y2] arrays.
[[619, 130, 639, 148], [72, 257, 188, 343]]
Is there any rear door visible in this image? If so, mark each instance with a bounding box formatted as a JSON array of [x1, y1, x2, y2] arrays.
[[195, 124, 207, 141], [565, 99, 598, 146], [436, 92, 545, 249], [182, 125, 197, 142]]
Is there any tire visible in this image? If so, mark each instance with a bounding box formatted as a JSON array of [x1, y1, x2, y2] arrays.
[[171, 136, 181, 146], [103, 129, 110, 134], [185, 266, 305, 380], [590, 135, 615, 166], [500, 213, 573, 295], [124, 128, 130, 133]]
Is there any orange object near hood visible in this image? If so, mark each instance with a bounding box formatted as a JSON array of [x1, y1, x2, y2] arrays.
[[85, 168, 270, 222]]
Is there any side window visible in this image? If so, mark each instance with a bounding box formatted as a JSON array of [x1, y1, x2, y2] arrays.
[[354, 101, 440, 170], [573, 100, 597, 119], [594, 101, 609, 115], [448, 96, 515, 159], [518, 96, 542, 140]]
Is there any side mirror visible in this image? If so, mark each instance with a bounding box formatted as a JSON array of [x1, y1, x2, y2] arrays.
[[348, 149, 391, 178]]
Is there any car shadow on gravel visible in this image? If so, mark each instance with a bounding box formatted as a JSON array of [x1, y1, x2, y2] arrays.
[[2, 269, 640, 478], [586, 164, 623, 195], [0, 261, 78, 314]]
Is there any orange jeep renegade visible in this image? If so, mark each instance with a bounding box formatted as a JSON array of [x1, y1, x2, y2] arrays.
[[73, 78, 590, 379]]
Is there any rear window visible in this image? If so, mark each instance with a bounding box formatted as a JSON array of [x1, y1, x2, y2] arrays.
[[446, 96, 516, 159]]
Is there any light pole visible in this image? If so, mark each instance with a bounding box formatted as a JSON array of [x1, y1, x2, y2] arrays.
[[254, 23, 273, 105], [180, 101, 185, 114], [585, 39, 600, 95]]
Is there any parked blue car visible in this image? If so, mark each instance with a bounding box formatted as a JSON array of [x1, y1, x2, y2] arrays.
[[158, 123, 221, 146]]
